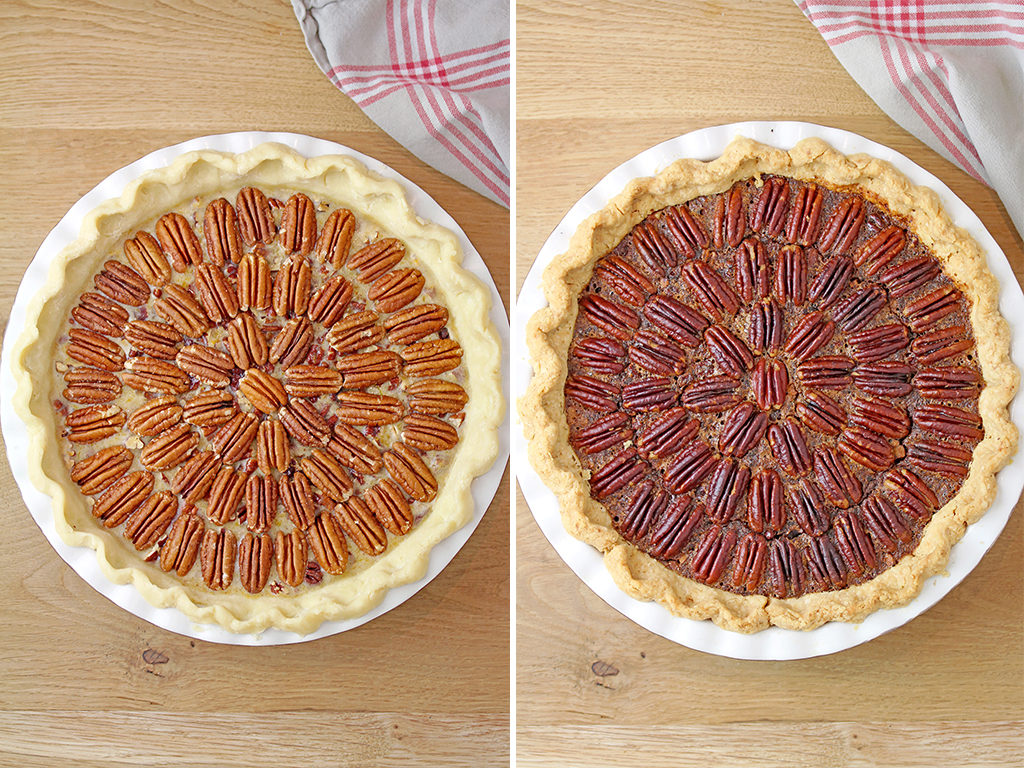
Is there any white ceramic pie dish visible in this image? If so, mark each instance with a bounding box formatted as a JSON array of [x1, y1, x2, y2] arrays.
[[514, 121, 1023, 660], [2, 131, 510, 645]]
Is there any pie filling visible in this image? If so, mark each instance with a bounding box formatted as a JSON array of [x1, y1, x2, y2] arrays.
[[54, 186, 468, 596], [565, 175, 982, 599]]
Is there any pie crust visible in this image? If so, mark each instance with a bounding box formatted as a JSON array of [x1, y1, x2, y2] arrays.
[[11, 143, 504, 635], [521, 136, 1018, 633]]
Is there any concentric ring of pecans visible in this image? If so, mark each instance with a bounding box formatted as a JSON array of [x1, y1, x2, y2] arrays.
[[564, 174, 983, 600], [60, 188, 468, 595]]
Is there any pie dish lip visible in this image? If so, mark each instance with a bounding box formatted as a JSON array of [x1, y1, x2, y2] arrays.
[[1, 130, 511, 646], [513, 120, 1024, 660]]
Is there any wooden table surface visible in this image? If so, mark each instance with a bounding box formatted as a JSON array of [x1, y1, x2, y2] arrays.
[[516, 1, 1023, 766], [0, 2, 510, 766]]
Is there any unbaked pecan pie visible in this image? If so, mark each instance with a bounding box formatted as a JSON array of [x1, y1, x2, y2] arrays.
[[522, 137, 1017, 633], [12, 144, 504, 635]]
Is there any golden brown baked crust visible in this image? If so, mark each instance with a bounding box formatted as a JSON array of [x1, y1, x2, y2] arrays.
[[521, 136, 1018, 633], [11, 143, 504, 635]]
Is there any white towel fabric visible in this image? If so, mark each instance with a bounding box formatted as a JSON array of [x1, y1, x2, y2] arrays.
[[796, 0, 1024, 238], [292, 0, 510, 208]]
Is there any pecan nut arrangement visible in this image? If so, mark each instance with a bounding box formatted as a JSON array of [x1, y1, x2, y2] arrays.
[[11, 144, 504, 635], [521, 136, 1018, 633]]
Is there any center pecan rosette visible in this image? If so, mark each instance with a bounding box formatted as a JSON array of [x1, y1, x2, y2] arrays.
[[59, 187, 467, 595], [564, 176, 984, 599]]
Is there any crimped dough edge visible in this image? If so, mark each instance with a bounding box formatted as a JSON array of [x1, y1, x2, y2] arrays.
[[11, 143, 505, 636], [520, 136, 1018, 633]]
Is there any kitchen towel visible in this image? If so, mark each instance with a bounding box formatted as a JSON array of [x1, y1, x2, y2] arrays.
[[796, 1, 1023, 238], [292, 0, 510, 208]]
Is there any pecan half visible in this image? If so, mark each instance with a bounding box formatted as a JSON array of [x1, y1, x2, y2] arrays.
[[571, 413, 633, 456], [407, 379, 468, 415], [176, 344, 234, 387], [807, 254, 853, 311], [784, 311, 834, 362], [848, 395, 910, 439], [326, 310, 384, 354], [159, 509, 204, 576], [337, 496, 388, 556], [64, 403, 127, 443], [204, 198, 243, 265], [156, 212, 203, 272], [91, 470, 155, 527], [124, 231, 171, 286], [170, 450, 221, 504], [236, 187, 277, 246], [336, 350, 402, 388], [279, 399, 331, 446], [125, 320, 183, 360], [769, 538, 806, 598], [272, 254, 313, 317], [852, 361, 914, 397], [236, 251, 272, 313], [269, 317, 314, 368], [847, 323, 910, 363], [618, 481, 669, 541], [94, 260, 150, 306], [838, 425, 895, 472], [579, 293, 641, 340], [238, 368, 288, 413], [63, 367, 122, 404], [200, 528, 237, 590], [238, 532, 274, 594], [681, 261, 739, 320], [813, 447, 863, 508], [283, 365, 344, 398], [911, 325, 974, 365], [636, 408, 695, 460], [629, 329, 687, 376], [226, 312, 269, 369], [915, 403, 983, 440], [789, 477, 829, 536], [209, 411, 259, 463], [307, 510, 349, 575], [589, 447, 647, 499], [154, 284, 210, 338], [308, 274, 354, 326], [402, 413, 459, 452], [643, 295, 708, 346], [785, 184, 824, 245], [731, 532, 768, 592], [705, 458, 751, 524], [301, 449, 354, 503], [915, 366, 981, 400], [139, 423, 199, 470], [775, 244, 807, 306], [861, 495, 911, 554], [854, 225, 905, 276], [648, 496, 703, 559], [281, 472, 317, 531], [750, 176, 789, 237], [384, 304, 449, 345], [621, 377, 677, 411], [369, 268, 425, 313], [735, 237, 771, 303], [349, 238, 406, 282], [71, 292, 129, 338], [315, 208, 355, 268], [573, 335, 626, 375], [123, 356, 190, 395], [718, 402, 768, 458], [705, 324, 753, 376], [713, 186, 745, 248], [335, 391, 404, 426], [182, 389, 237, 429], [748, 298, 785, 355], [691, 525, 738, 585], [631, 220, 677, 276], [767, 419, 811, 476], [907, 438, 973, 477], [748, 469, 784, 535], [193, 263, 240, 324], [274, 529, 307, 588], [796, 355, 854, 390], [383, 442, 438, 502], [246, 474, 279, 534], [751, 357, 789, 411], [682, 375, 742, 413], [207, 464, 247, 525], [279, 193, 317, 255], [880, 256, 940, 299], [796, 391, 846, 435], [884, 467, 939, 519], [904, 284, 962, 332], [806, 535, 848, 590], [330, 422, 385, 473], [257, 418, 291, 474], [366, 480, 413, 536], [663, 441, 717, 494], [595, 255, 655, 306], [401, 338, 463, 377], [124, 490, 177, 549], [664, 203, 708, 258], [817, 196, 865, 254]]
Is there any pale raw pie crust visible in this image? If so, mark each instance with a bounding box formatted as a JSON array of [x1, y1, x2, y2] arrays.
[[521, 136, 1018, 633], [11, 143, 504, 635]]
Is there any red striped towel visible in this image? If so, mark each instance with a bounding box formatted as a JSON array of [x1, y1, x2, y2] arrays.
[[797, 1, 1023, 237], [292, 0, 510, 208]]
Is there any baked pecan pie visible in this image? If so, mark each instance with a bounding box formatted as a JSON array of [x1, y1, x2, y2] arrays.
[[11, 144, 504, 635], [522, 137, 1018, 633]]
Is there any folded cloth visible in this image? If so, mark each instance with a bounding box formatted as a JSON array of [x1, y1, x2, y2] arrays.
[[796, 1, 1024, 238], [292, 0, 510, 208]]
